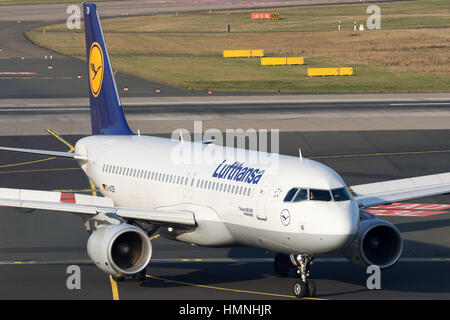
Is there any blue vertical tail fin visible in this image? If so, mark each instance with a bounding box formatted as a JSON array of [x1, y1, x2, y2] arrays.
[[83, 3, 133, 135]]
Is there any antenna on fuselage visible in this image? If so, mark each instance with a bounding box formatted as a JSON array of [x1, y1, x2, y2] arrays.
[[179, 131, 184, 143], [298, 147, 303, 162]]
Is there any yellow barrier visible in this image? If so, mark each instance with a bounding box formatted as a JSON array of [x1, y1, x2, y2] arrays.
[[339, 67, 354, 76], [307, 67, 354, 77], [286, 57, 304, 65], [261, 57, 304, 66], [251, 50, 264, 57], [223, 50, 252, 58], [261, 57, 287, 66], [223, 50, 264, 58]]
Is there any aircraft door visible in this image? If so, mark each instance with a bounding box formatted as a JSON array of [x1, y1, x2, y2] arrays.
[[256, 173, 278, 221]]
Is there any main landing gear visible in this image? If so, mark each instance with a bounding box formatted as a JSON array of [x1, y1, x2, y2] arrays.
[[273, 253, 316, 298]]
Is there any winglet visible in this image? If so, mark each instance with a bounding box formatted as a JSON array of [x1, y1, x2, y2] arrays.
[[83, 3, 133, 136]]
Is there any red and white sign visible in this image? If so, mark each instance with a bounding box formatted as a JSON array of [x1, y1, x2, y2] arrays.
[[367, 202, 450, 217], [251, 13, 271, 19]]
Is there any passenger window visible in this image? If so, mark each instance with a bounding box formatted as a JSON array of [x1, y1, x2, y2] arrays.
[[310, 189, 332, 201], [283, 188, 298, 202], [293, 189, 308, 202]]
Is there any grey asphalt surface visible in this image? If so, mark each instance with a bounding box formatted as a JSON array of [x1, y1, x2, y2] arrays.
[[0, 130, 449, 300]]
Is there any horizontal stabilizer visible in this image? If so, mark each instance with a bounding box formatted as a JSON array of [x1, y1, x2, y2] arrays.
[[0, 146, 87, 160]]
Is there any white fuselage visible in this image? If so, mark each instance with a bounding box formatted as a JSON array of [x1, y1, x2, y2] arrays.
[[75, 135, 360, 255]]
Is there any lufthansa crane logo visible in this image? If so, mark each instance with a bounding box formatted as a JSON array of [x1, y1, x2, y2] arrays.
[[89, 42, 104, 98], [280, 209, 290, 226]]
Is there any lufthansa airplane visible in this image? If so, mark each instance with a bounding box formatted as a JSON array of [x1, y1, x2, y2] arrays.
[[0, 3, 449, 298]]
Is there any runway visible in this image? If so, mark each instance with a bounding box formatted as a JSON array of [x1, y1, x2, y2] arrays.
[[0, 98, 449, 135], [0, 130, 449, 300]]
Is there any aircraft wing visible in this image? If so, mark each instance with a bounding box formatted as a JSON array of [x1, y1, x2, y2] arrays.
[[350, 172, 450, 208], [0, 188, 196, 227]]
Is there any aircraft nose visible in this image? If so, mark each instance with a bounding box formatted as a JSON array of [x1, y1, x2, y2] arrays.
[[334, 201, 359, 246], [320, 201, 359, 250]]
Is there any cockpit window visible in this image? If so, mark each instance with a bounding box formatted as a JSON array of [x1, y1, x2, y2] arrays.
[[293, 188, 308, 202], [331, 188, 352, 201], [309, 189, 332, 201], [283, 188, 298, 202]]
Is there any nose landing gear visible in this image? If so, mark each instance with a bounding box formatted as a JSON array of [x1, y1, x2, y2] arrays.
[[273, 253, 317, 298], [292, 254, 316, 298]]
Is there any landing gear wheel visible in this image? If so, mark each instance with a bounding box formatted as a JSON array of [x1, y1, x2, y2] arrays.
[[132, 268, 147, 281], [293, 281, 308, 298], [274, 254, 290, 277], [306, 279, 316, 297], [291, 254, 316, 298]]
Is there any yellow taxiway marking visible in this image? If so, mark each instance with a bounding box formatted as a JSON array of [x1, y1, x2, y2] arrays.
[[149, 234, 160, 241], [46, 129, 75, 153], [0, 167, 80, 174], [88, 178, 97, 197], [109, 275, 120, 300], [146, 274, 326, 300], [52, 188, 98, 193], [0, 156, 56, 169]]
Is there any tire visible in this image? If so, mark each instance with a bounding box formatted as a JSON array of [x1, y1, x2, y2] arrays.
[[293, 281, 308, 298], [306, 279, 316, 297], [274, 254, 290, 277]]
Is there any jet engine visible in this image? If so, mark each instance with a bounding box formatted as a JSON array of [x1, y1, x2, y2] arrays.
[[342, 210, 402, 269], [87, 223, 152, 276]]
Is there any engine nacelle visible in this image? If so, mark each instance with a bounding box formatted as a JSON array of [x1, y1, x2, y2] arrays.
[[87, 223, 152, 276], [342, 211, 403, 269]]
